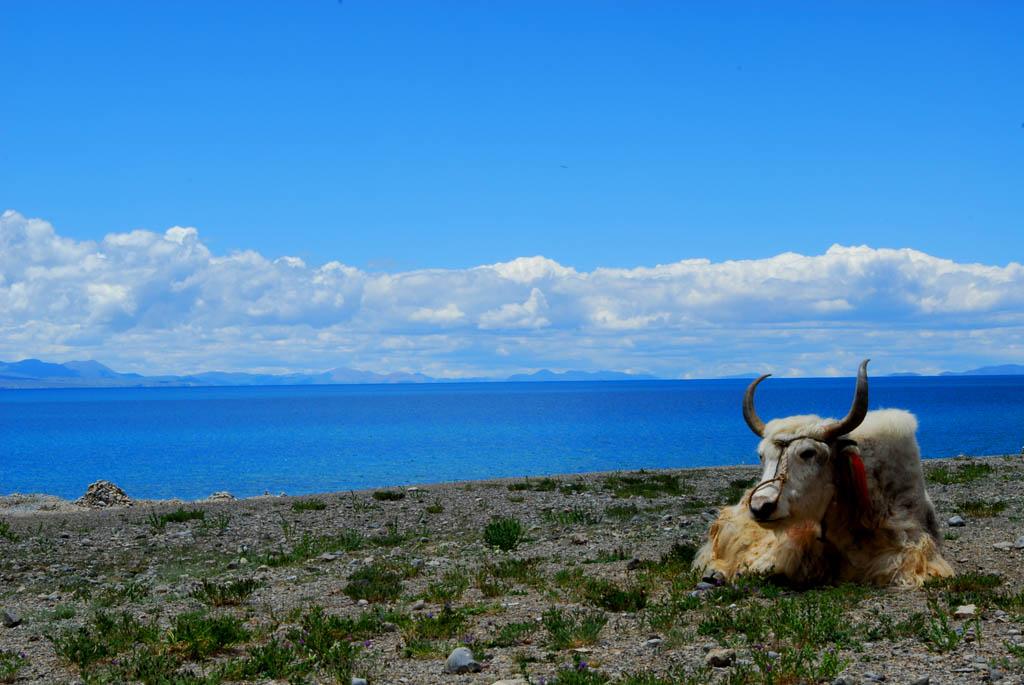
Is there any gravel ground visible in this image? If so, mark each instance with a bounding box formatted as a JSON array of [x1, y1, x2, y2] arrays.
[[1, 453, 1023, 684]]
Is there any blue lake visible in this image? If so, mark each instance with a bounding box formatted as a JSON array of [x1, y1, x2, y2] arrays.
[[1, 376, 1022, 500]]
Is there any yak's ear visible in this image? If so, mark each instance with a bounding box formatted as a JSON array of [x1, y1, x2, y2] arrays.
[[834, 438, 857, 452]]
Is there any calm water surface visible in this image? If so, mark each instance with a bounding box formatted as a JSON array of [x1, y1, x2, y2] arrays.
[[1, 376, 1021, 500]]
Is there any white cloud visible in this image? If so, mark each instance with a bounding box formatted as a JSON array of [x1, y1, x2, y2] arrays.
[[2, 210, 1024, 376], [479, 288, 551, 330]]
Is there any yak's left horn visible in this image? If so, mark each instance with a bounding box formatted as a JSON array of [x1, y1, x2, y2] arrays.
[[742, 373, 772, 438], [822, 359, 870, 442]]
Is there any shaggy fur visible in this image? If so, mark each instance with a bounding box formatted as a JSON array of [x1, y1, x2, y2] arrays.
[[694, 409, 953, 587]]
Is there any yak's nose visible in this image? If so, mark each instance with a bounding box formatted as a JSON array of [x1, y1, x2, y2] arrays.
[[750, 498, 777, 521]]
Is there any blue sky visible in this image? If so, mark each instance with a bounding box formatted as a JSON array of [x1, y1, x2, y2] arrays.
[[2, 2, 1022, 378]]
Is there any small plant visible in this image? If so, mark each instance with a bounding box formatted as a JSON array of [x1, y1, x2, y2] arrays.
[[292, 498, 327, 512], [344, 563, 404, 602], [543, 607, 608, 649], [743, 644, 850, 685], [369, 519, 407, 547], [605, 503, 640, 521], [488, 620, 538, 647], [602, 471, 689, 498], [411, 604, 468, 640], [191, 577, 263, 606], [579, 576, 647, 611], [163, 506, 206, 523], [373, 489, 405, 501], [49, 610, 160, 671], [0, 519, 19, 543], [584, 546, 631, 564], [218, 638, 313, 681], [95, 581, 148, 607], [197, 511, 232, 535], [0, 650, 27, 683], [543, 507, 603, 526], [425, 568, 471, 602], [922, 604, 962, 652], [483, 516, 524, 551], [549, 654, 610, 683], [169, 611, 252, 659], [715, 477, 757, 505], [560, 480, 589, 495], [957, 500, 1007, 517], [927, 462, 994, 484], [425, 498, 445, 514], [146, 506, 205, 531]]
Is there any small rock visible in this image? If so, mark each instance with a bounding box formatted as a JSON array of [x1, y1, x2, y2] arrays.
[[411, 599, 425, 611], [947, 515, 966, 527], [954, 604, 977, 618], [320, 553, 338, 562], [444, 646, 482, 674], [661, 514, 673, 521], [644, 637, 663, 648], [490, 680, 529, 685], [864, 673, 886, 682], [2, 610, 22, 628], [1015, 536, 1024, 549], [207, 491, 235, 500], [695, 581, 716, 591], [357, 599, 369, 606], [705, 648, 736, 667], [381, 621, 398, 632], [993, 542, 1013, 551], [351, 678, 368, 685], [226, 561, 239, 570], [702, 570, 726, 584], [909, 678, 930, 685], [626, 558, 642, 570]]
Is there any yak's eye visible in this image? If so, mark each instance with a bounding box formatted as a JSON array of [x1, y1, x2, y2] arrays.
[[799, 448, 817, 460]]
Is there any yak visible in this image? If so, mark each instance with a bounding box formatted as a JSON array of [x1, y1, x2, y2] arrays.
[[693, 360, 953, 587]]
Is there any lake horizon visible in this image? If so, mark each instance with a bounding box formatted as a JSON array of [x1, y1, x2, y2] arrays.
[[2, 375, 1021, 502]]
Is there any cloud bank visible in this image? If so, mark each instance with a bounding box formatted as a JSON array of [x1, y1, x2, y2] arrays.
[[2, 210, 1022, 378]]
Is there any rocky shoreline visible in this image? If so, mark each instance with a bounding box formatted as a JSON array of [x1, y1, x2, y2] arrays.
[[2, 454, 1023, 684]]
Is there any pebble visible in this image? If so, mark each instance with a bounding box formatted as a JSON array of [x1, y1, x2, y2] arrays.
[[953, 603, 976, 618], [705, 648, 736, 667], [490, 680, 529, 685], [993, 541, 1013, 551], [909, 678, 930, 685], [864, 673, 886, 682], [351, 678, 368, 685], [695, 581, 716, 591], [411, 599, 425, 611], [947, 515, 966, 527], [444, 646, 482, 674], [1016, 535, 1024, 549], [2, 610, 22, 628]]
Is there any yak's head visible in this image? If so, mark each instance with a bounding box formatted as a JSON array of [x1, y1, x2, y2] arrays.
[[742, 360, 869, 524]]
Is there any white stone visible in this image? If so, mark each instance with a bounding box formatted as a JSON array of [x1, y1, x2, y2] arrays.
[[953, 604, 976, 618]]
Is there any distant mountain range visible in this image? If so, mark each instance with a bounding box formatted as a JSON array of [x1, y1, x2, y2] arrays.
[[888, 364, 1024, 377], [0, 359, 656, 389], [1, 358, 1021, 389]]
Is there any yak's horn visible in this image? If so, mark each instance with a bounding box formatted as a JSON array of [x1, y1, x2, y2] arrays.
[[742, 373, 771, 438], [822, 359, 870, 442]]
